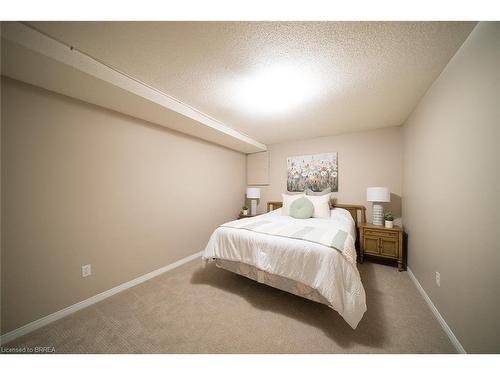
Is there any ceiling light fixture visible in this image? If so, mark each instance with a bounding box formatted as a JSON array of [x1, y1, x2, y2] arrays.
[[228, 63, 322, 116]]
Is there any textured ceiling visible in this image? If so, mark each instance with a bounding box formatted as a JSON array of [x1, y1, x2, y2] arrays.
[[27, 21, 475, 145]]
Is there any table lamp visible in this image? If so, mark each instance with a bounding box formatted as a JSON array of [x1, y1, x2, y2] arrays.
[[366, 187, 390, 225], [246, 187, 261, 216]]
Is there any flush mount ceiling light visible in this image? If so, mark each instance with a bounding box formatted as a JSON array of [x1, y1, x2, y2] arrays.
[[227, 63, 322, 116]]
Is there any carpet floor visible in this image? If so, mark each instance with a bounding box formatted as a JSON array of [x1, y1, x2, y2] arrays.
[[2, 258, 455, 353]]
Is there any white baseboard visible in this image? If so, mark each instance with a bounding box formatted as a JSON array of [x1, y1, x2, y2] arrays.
[[407, 267, 466, 354], [0, 250, 204, 346]]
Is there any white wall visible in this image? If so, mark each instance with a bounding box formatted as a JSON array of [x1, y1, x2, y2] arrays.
[[403, 22, 500, 353]]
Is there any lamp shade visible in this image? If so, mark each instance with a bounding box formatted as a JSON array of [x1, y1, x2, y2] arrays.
[[366, 187, 390, 202], [246, 187, 261, 199]]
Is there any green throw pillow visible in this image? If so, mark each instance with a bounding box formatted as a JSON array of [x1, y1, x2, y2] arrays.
[[290, 197, 314, 219]]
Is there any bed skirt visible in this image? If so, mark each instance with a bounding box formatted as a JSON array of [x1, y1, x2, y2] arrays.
[[214, 259, 330, 306]]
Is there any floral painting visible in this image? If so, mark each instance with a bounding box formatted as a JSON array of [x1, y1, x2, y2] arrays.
[[287, 153, 338, 192]]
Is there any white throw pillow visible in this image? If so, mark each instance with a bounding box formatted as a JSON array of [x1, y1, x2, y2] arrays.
[[306, 194, 331, 219], [281, 193, 305, 216]]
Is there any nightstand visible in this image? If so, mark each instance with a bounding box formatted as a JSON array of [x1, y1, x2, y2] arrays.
[[238, 213, 259, 219], [359, 223, 404, 271]]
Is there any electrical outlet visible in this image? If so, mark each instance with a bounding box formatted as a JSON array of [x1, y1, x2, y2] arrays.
[[82, 264, 92, 278], [435, 271, 441, 287]]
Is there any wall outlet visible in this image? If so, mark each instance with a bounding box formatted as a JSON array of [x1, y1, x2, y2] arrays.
[[82, 264, 92, 278], [435, 271, 441, 287]]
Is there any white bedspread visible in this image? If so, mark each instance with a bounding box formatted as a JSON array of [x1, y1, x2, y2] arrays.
[[202, 208, 367, 329]]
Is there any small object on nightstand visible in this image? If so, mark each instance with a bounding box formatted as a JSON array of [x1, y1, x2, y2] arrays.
[[359, 223, 404, 271], [239, 205, 257, 219], [384, 212, 394, 228]]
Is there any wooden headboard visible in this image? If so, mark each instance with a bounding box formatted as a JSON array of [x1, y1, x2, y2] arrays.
[[267, 201, 366, 227], [267, 201, 283, 212], [332, 204, 366, 227]]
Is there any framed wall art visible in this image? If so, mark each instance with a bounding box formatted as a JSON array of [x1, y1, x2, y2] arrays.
[[287, 152, 338, 192]]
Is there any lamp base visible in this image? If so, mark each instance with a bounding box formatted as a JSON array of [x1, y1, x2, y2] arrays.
[[250, 199, 257, 216], [372, 203, 384, 225]]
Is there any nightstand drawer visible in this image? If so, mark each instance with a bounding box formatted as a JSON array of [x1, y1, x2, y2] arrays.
[[364, 229, 398, 238]]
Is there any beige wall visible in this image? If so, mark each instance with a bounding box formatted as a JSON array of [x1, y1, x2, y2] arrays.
[[0, 78, 246, 334], [403, 22, 499, 353], [0, 25, 3, 336], [254, 127, 403, 222]]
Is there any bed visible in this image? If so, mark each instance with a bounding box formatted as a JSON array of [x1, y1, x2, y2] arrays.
[[202, 201, 367, 329]]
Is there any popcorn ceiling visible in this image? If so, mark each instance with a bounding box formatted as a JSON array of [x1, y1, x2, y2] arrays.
[[27, 22, 475, 144]]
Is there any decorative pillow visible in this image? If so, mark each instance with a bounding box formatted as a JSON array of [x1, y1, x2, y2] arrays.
[[290, 197, 314, 219], [306, 194, 331, 218], [306, 187, 332, 196], [281, 193, 305, 216]]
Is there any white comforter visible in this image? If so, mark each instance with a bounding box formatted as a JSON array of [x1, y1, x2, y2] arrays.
[[203, 208, 367, 329]]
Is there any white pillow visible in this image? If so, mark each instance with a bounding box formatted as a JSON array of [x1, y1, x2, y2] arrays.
[[281, 193, 305, 216], [306, 194, 331, 219]]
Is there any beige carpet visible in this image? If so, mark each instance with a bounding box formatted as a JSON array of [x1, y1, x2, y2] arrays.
[[2, 259, 455, 353]]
